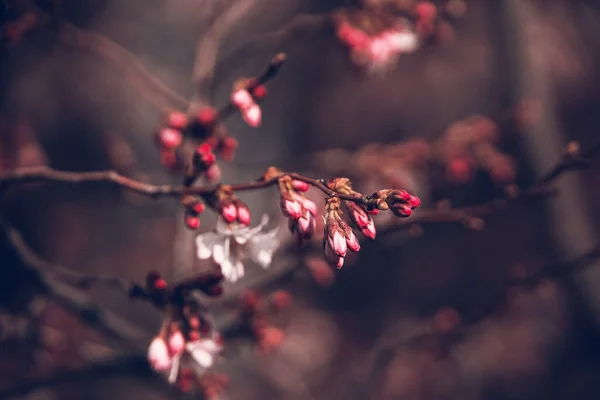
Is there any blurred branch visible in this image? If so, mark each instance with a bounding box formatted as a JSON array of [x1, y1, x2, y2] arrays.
[[56, 21, 189, 111], [0, 353, 175, 399], [215, 12, 332, 79], [379, 141, 600, 236], [2, 221, 149, 348], [190, 0, 258, 109]]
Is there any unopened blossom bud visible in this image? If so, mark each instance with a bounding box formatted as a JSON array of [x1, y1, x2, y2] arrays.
[[168, 331, 185, 356], [205, 164, 221, 183], [242, 104, 262, 128], [339, 219, 360, 252], [326, 221, 347, 257], [324, 241, 344, 269], [167, 111, 188, 130], [218, 136, 239, 161], [280, 196, 302, 220], [236, 201, 251, 226], [391, 203, 413, 217], [148, 337, 171, 371], [292, 179, 310, 192], [193, 202, 206, 214], [347, 201, 370, 227], [193, 143, 216, 172], [158, 128, 183, 150], [221, 203, 237, 223], [416, 1, 438, 21], [185, 214, 200, 230], [408, 196, 421, 208], [252, 85, 268, 100], [160, 149, 181, 172], [231, 89, 254, 110], [290, 209, 316, 244], [197, 107, 217, 126]]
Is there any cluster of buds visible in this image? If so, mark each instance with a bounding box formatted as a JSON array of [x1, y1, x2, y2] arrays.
[[345, 201, 377, 239], [237, 290, 291, 354], [336, 18, 419, 73], [317, 178, 420, 268], [231, 78, 269, 128], [323, 197, 361, 269], [441, 115, 516, 185], [333, 1, 467, 73], [370, 188, 421, 217], [277, 176, 318, 244], [212, 187, 252, 226], [139, 271, 227, 393], [181, 195, 206, 230]]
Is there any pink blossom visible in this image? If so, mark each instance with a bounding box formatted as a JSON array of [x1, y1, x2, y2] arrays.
[[148, 337, 172, 372], [361, 219, 377, 239], [221, 203, 238, 223], [369, 37, 392, 63], [205, 164, 221, 183], [168, 332, 185, 356], [328, 230, 347, 257], [242, 104, 262, 127], [292, 180, 310, 192], [345, 230, 361, 252], [280, 197, 302, 220], [237, 204, 251, 226], [324, 243, 344, 269], [231, 89, 253, 110]]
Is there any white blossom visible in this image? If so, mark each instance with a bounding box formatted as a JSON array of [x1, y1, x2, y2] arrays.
[[195, 214, 280, 283]]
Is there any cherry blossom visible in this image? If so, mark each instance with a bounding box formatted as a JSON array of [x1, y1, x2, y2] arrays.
[[195, 214, 280, 283]]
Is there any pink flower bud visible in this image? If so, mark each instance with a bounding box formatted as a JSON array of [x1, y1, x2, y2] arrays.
[[148, 337, 171, 371], [328, 230, 347, 257], [361, 220, 376, 239], [158, 128, 182, 150], [252, 85, 268, 100], [205, 164, 221, 183], [281, 197, 302, 220], [185, 215, 200, 230], [324, 243, 344, 269], [392, 204, 413, 217], [345, 230, 361, 252], [242, 104, 262, 128], [231, 89, 253, 110], [408, 196, 421, 209], [197, 107, 217, 126], [297, 210, 316, 239], [168, 331, 185, 356], [292, 180, 310, 192], [301, 198, 318, 217], [221, 203, 237, 223], [347, 202, 371, 228], [167, 111, 188, 130], [337, 23, 370, 48], [237, 203, 251, 226]]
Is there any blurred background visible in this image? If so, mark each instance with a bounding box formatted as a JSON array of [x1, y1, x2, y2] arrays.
[[3, 0, 600, 399]]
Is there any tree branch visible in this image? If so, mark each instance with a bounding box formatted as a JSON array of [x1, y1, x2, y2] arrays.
[[2, 221, 149, 348], [378, 141, 600, 236], [56, 22, 189, 111], [190, 0, 258, 109]]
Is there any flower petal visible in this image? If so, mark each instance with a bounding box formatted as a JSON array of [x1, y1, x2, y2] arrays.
[[195, 232, 225, 260], [168, 353, 181, 384], [249, 228, 280, 268], [212, 237, 230, 264], [233, 214, 270, 244]]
